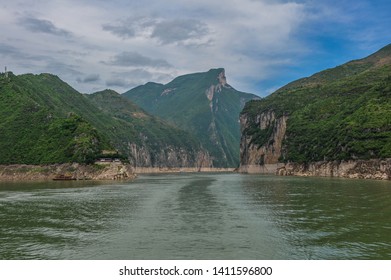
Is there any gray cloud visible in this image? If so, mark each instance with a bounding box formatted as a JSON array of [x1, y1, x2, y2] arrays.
[[77, 74, 101, 83], [44, 61, 82, 76], [151, 19, 209, 44], [18, 17, 72, 37], [112, 69, 154, 80], [106, 77, 136, 89], [104, 51, 172, 68], [102, 17, 210, 45], [0, 43, 50, 62], [0, 44, 18, 56], [102, 23, 135, 39]]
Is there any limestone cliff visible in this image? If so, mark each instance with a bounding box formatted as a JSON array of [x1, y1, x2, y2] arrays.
[[127, 143, 212, 169], [239, 110, 287, 173]]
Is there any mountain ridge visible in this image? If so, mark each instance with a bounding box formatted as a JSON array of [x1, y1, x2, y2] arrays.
[[123, 68, 259, 167]]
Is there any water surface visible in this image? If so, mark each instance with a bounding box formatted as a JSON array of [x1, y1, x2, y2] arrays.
[[1, 174, 390, 259]]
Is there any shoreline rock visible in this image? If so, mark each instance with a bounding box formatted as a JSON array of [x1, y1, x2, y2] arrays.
[[275, 159, 391, 180], [0, 163, 136, 181], [239, 159, 391, 180]]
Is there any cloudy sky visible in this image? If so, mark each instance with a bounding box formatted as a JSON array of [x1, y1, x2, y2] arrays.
[[1, 0, 390, 96]]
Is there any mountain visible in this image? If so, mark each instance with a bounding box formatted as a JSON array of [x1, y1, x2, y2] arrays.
[[0, 72, 110, 164], [123, 68, 259, 167], [0, 73, 210, 167], [86, 90, 211, 168], [240, 44, 391, 177]]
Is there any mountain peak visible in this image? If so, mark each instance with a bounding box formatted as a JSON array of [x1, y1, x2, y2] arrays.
[[123, 68, 258, 167], [217, 69, 227, 86], [207, 68, 226, 83], [93, 89, 120, 96]]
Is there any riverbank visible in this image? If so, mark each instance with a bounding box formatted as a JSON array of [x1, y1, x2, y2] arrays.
[[0, 164, 237, 181], [0, 163, 136, 181], [239, 159, 391, 180]]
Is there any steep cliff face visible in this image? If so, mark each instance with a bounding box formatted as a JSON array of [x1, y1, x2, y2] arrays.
[[127, 143, 211, 168], [239, 110, 287, 173]]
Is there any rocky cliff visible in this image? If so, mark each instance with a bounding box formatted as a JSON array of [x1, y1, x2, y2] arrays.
[[127, 143, 212, 169], [239, 109, 287, 173]]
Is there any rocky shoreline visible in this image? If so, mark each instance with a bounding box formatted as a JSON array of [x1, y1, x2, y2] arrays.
[[3, 160, 390, 181], [276, 159, 391, 180], [0, 163, 136, 181], [239, 159, 391, 180], [0, 163, 237, 182]]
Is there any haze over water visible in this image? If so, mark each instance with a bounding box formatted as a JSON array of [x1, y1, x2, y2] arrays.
[[1, 174, 390, 259]]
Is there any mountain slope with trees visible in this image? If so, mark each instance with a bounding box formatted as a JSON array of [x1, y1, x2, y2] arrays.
[[240, 44, 391, 176]]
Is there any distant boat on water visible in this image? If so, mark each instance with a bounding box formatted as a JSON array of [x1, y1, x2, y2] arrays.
[[53, 174, 76, 181]]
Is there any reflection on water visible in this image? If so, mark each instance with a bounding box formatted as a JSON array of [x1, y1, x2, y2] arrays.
[[0, 174, 390, 259]]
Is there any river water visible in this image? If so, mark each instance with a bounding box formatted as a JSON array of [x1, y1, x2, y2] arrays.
[[0, 173, 390, 259]]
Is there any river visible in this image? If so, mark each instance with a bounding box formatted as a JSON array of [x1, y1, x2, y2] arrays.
[[0, 173, 390, 259]]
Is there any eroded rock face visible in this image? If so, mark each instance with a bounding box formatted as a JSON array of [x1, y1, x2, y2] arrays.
[[239, 110, 288, 173], [276, 159, 391, 180], [127, 143, 212, 168], [205, 69, 231, 102]]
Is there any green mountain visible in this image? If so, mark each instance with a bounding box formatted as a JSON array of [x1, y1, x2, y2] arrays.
[[123, 68, 258, 167], [0, 73, 109, 164], [86, 90, 210, 167], [241, 44, 391, 167], [0, 73, 209, 167]]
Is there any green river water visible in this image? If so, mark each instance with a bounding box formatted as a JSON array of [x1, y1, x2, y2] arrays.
[[0, 173, 390, 259]]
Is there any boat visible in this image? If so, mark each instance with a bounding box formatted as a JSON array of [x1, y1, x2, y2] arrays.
[[53, 174, 76, 181]]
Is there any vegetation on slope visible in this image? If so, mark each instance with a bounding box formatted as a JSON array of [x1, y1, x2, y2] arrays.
[[0, 73, 205, 166], [0, 73, 108, 164], [242, 44, 391, 163], [86, 90, 203, 159]]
